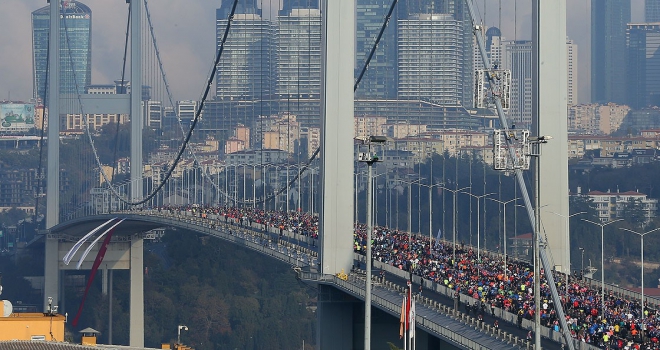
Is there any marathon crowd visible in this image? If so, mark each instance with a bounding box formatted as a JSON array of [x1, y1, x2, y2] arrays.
[[149, 205, 659, 350]]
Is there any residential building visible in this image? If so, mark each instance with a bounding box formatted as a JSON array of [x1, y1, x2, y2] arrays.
[[398, 14, 466, 106], [383, 123, 427, 139], [276, 8, 321, 101], [567, 103, 630, 135], [567, 38, 578, 106], [626, 23, 660, 109], [354, 116, 388, 139], [418, 129, 489, 156], [646, 0, 660, 22], [391, 137, 444, 163], [32, 1, 92, 101], [215, 2, 273, 101], [355, 0, 399, 99], [503, 40, 533, 127], [591, 0, 630, 104], [580, 190, 657, 223]]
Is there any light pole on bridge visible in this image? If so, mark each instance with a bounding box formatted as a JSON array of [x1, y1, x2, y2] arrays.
[[619, 226, 660, 325], [487, 196, 519, 279], [440, 185, 470, 264], [357, 135, 387, 350], [581, 218, 623, 316], [462, 191, 494, 261]]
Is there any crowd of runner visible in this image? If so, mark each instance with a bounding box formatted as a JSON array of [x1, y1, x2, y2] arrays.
[[146, 205, 659, 349]]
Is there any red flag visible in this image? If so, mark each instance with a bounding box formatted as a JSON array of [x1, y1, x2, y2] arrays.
[[72, 220, 118, 326]]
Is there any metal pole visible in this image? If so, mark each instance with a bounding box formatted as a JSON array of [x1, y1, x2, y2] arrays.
[[534, 147, 541, 349], [428, 186, 432, 246], [582, 218, 622, 315], [453, 190, 457, 263], [642, 233, 644, 322], [476, 197, 480, 259], [365, 161, 373, 350]]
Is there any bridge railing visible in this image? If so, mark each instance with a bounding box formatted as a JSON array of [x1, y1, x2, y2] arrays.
[[355, 255, 599, 350], [301, 271, 531, 350]]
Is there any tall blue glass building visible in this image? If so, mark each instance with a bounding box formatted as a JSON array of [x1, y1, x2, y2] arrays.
[[591, 0, 630, 104], [32, 1, 92, 101]]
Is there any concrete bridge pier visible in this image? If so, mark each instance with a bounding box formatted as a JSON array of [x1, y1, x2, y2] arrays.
[[42, 233, 144, 347]]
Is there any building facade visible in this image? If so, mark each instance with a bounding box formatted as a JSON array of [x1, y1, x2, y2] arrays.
[[646, 0, 660, 22], [32, 0, 92, 101], [355, 0, 400, 99], [276, 8, 321, 101], [398, 14, 466, 106], [215, 3, 273, 101], [591, 0, 630, 104], [567, 38, 578, 106], [581, 190, 657, 223], [626, 23, 660, 109], [503, 40, 533, 127]]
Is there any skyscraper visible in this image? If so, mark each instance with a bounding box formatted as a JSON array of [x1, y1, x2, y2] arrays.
[[567, 38, 578, 106], [591, 0, 630, 104], [215, 1, 274, 101], [503, 40, 533, 127], [276, 7, 321, 101], [626, 23, 660, 108], [32, 0, 92, 101], [355, 0, 400, 99], [398, 14, 465, 105], [646, 0, 660, 22], [279, 0, 319, 16]]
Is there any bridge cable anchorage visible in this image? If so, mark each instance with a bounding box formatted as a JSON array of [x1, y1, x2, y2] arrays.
[[464, 1, 575, 349], [71, 0, 240, 206]]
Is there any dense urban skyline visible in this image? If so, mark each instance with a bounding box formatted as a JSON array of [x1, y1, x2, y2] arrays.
[[0, 0, 646, 104]]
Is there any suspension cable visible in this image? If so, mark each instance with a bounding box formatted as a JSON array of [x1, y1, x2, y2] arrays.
[[79, 0, 241, 206], [111, 2, 132, 184], [34, 33, 50, 225], [234, 0, 401, 206]]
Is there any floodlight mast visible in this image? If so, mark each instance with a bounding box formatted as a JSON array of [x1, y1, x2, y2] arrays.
[[465, 1, 575, 349]]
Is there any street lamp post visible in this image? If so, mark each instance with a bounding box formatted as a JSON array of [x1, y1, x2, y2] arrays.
[[177, 325, 188, 345], [463, 192, 495, 261], [619, 227, 660, 324], [357, 135, 386, 350], [402, 178, 424, 265], [548, 210, 586, 286], [582, 218, 623, 315], [488, 197, 520, 279], [441, 185, 471, 263], [579, 247, 585, 277], [418, 182, 443, 247]]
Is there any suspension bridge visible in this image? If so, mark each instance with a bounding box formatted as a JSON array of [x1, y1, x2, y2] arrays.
[[30, 0, 594, 349]]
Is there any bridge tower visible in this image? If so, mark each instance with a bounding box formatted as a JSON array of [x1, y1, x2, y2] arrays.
[[317, 0, 357, 348], [44, 0, 145, 346]]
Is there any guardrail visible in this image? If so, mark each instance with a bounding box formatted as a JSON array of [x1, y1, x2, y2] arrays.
[[119, 210, 600, 349], [301, 271, 529, 350]]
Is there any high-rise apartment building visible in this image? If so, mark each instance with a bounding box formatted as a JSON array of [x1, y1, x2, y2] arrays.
[[646, 0, 660, 22], [591, 0, 630, 104], [276, 8, 321, 101], [503, 40, 533, 127], [567, 38, 578, 106], [32, 1, 92, 101], [355, 0, 400, 99], [398, 14, 464, 105], [215, 1, 274, 101], [279, 0, 319, 16], [626, 23, 660, 109]]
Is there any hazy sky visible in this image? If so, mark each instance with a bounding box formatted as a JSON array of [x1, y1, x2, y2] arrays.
[[0, 0, 645, 104]]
